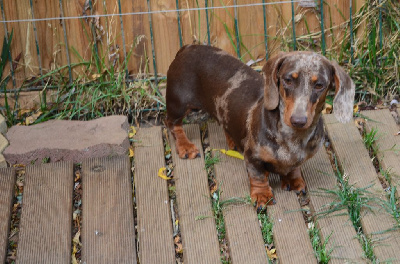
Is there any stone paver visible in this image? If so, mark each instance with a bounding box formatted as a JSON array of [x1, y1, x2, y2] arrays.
[[3, 115, 129, 165]]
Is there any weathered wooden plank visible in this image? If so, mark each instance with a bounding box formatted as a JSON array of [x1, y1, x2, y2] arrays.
[[268, 174, 317, 263], [363, 109, 400, 196], [208, 122, 268, 264], [324, 114, 400, 262], [134, 126, 175, 264], [0, 168, 15, 263], [169, 124, 221, 263], [81, 156, 137, 264], [302, 148, 364, 263], [16, 162, 73, 263]]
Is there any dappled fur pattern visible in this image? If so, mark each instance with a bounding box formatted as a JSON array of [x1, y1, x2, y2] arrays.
[[166, 45, 355, 209]]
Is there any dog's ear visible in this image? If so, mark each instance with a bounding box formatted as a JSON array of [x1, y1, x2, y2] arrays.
[[262, 53, 287, 110], [331, 61, 355, 123]]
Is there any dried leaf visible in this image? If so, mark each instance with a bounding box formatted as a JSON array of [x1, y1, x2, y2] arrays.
[[158, 167, 172, 180], [129, 147, 134, 158], [354, 117, 366, 129], [129, 126, 137, 138], [353, 104, 359, 114], [267, 247, 277, 260], [214, 149, 244, 160], [25, 111, 42, 125]]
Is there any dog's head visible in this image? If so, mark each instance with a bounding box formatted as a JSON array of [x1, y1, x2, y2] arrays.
[[262, 52, 355, 129]]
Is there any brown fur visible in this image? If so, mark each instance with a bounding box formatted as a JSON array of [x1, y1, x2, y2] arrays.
[[166, 45, 355, 209]]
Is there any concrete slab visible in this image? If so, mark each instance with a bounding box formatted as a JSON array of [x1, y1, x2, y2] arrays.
[[3, 115, 129, 165]]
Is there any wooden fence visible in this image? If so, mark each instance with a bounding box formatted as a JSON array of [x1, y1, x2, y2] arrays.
[[1, 0, 366, 88]]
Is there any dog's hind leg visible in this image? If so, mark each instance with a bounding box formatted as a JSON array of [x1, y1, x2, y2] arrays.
[[166, 114, 200, 159], [280, 167, 306, 194], [224, 131, 237, 150]]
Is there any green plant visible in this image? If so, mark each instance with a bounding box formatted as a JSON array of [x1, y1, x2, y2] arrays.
[[308, 222, 333, 264], [363, 127, 380, 157], [257, 211, 273, 245], [205, 150, 221, 171], [0, 30, 16, 126], [316, 157, 378, 261]]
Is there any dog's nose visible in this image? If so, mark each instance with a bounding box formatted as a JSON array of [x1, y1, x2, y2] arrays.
[[290, 115, 308, 128]]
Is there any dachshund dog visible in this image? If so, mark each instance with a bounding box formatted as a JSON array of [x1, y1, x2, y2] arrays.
[[166, 45, 355, 209]]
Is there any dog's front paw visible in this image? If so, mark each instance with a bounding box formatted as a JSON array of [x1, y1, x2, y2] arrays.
[[250, 177, 275, 210], [177, 142, 200, 159], [281, 177, 306, 194]]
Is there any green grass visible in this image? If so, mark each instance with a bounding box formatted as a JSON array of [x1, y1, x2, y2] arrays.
[[205, 150, 221, 171], [316, 156, 378, 261], [308, 222, 333, 264], [363, 127, 380, 158], [258, 212, 273, 245]]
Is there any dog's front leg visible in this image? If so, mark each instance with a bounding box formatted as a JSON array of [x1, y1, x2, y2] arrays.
[[169, 124, 200, 159], [246, 162, 275, 210], [280, 167, 306, 194]]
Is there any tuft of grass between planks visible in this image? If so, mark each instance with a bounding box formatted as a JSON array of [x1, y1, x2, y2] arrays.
[[315, 154, 378, 262], [361, 126, 400, 229]]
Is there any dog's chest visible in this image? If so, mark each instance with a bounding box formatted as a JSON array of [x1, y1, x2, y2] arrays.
[[257, 131, 322, 175]]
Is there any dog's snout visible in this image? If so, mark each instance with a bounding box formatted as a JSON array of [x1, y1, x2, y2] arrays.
[[290, 115, 308, 128]]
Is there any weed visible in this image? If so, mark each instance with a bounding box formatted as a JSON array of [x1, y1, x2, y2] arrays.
[[205, 151, 221, 171], [316, 156, 378, 261], [308, 222, 333, 264], [363, 127, 380, 158]]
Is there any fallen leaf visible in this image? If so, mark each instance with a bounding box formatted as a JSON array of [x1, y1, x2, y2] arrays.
[[174, 235, 183, 254], [353, 104, 359, 114], [267, 247, 277, 260], [214, 149, 244, 160], [25, 111, 42, 125], [129, 146, 134, 157], [73, 230, 82, 246], [158, 167, 172, 180], [354, 117, 365, 130], [129, 126, 137, 138]]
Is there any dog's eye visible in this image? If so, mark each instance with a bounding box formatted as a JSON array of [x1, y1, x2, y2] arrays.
[[315, 83, 324, 90]]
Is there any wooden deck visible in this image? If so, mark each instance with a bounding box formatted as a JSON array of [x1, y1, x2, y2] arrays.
[[0, 109, 400, 264]]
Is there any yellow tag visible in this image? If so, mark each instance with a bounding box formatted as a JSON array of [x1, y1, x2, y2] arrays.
[[158, 167, 172, 180]]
